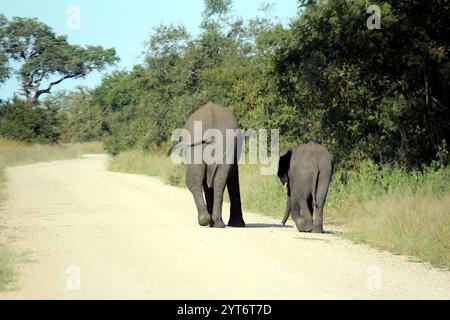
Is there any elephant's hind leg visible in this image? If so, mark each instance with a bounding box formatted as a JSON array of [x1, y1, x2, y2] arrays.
[[203, 179, 214, 226], [211, 165, 230, 228], [313, 169, 332, 233], [290, 202, 306, 232], [226, 164, 245, 227], [296, 172, 314, 232], [186, 164, 210, 226], [298, 195, 314, 232]]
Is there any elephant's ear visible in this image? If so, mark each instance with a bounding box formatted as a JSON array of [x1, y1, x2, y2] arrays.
[[277, 149, 292, 185]]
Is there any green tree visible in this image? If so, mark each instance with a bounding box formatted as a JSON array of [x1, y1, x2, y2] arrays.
[[94, 0, 289, 154], [0, 14, 10, 87], [88, 0, 449, 168], [0, 98, 61, 143], [272, 0, 450, 166], [0, 17, 119, 105], [203, 0, 233, 19], [45, 88, 110, 143]]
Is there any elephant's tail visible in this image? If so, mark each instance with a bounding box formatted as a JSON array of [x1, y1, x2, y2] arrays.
[[167, 138, 213, 157]]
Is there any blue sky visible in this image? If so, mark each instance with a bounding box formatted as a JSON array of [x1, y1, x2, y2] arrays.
[[0, 0, 299, 99]]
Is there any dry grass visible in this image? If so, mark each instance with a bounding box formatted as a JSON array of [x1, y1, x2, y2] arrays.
[[0, 139, 103, 168], [347, 193, 450, 268], [110, 150, 286, 214], [235, 164, 286, 216], [109, 150, 186, 187]]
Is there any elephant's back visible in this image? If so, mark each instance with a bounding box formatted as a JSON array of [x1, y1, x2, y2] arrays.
[[292, 142, 333, 171], [184, 101, 238, 132]]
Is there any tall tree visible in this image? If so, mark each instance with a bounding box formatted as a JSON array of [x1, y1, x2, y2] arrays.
[[272, 0, 450, 166], [0, 17, 119, 105], [0, 14, 10, 87], [203, 0, 233, 19]]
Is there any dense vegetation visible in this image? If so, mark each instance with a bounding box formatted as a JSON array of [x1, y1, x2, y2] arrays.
[[0, 12, 117, 143], [1, 0, 449, 267], [1, 0, 449, 168], [5, 0, 448, 169]]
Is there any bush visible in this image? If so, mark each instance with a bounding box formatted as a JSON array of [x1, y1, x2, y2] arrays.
[[0, 99, 61, 144], [327, 160, 450, 222], [46, 89, 110, 143]]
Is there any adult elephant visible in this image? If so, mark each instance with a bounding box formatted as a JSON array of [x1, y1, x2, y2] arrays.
[[278, 142, 334, 233], [170, 102, 246, 228]]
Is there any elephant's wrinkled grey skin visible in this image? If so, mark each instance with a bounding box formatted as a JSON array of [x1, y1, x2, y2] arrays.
[[172, 102, 245, 228], [278, 142, 334, 233]]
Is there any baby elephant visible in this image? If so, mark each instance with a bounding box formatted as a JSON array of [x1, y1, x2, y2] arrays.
[[278, 142, 334, 233]]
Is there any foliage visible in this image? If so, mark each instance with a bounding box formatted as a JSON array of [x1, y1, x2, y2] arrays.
[[0, 98, 61, 143], [1, 0, 449, 268], [83, 0, 450, 170], [0, 1, 449, 167], [272, 0, 450, 167], [0, 15, 118, 143], [347, 193, 450, 269], [327, 160, 450, 221], [109, 149, 186, 187], [91, 1, 286, 155], [327, 159, 450, 268], [0, 14, 9, 87], [0, 15, 118, 105], [45, 88, 110, 143]]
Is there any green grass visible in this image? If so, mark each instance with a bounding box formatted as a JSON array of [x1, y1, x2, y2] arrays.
[[326, 161, 450, 222], [325, 161, 450, 268], [109, 150, 186, 187], [109, 149, 450, 269], [347, 193, 449, 268], [237, 164, 286, 215], [0, 138, 104, 291], [0, 140, 103, 170]]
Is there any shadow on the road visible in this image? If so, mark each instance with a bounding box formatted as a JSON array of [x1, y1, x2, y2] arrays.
[[245, 223, 292, 229], [244, 223, 335, 234]]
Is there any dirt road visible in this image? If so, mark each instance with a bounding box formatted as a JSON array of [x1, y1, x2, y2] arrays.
[[0, 155, 448, 299]]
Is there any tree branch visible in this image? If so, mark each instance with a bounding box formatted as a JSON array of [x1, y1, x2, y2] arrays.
[[34, 70, 46, 86], [26, 69, 40, 87], [31, 72, 82, 104]]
